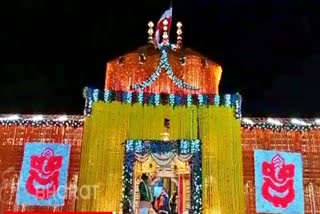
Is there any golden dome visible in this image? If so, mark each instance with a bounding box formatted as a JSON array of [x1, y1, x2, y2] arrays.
[[105, 45, 222, 95]]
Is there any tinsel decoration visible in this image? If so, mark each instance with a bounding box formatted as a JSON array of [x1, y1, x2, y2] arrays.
[[121, 140, 202, 214]]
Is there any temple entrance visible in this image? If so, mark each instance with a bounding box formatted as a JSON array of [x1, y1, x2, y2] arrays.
[[133, 156, 191, 214], [121, 140, 202, 214]]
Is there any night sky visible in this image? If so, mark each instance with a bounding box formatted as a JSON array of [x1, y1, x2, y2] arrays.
[[1, 1, 320, 117]]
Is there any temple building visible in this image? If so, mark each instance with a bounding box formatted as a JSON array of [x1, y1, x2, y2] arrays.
[[0, 19, 319, 214]]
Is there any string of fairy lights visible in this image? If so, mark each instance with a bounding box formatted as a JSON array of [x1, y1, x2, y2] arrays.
[[133, 46, 198, 91], [0, 115, 84, 128], [242, 118, 320, 131], [1, 111, 318, 132]]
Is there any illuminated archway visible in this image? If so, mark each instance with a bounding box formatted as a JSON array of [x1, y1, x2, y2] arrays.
[[121, 139, 202, 214]]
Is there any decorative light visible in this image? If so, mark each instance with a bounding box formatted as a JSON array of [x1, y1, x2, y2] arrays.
[[56, 115, 68, 121], [214, 95, 220, 105], [176, 21, 183, 49], [291, 118, 309, 126], [6, 115, 20, 121], [242, 118, 320, 131], [225, 94, 231, 106], [133, 46, 198, 91], [0, 115, 84, 128], [163, 19, 168, 26], [32, 115, 43, 121], [187, 95, 192, 106], [93, 89, 99, 101], [198, 94, 204, 105], [267, 118, 283, 126], [242, 118, 255, 125], [154, 94, 160, 105], [125, 92, 133, 103], [148, 21, 154, 28], [161, 19, 169, 44], [177, 22, 182, 29], [104, 89, 110, 101], [138, 92, 144, 104], [235, 93, 242, 119], [169, 94, 175, 105], [147, 21, 154, 44]]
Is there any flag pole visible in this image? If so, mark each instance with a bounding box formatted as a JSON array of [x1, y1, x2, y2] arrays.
[[170, 0, 173, 21], [169, 0, 173, 41]]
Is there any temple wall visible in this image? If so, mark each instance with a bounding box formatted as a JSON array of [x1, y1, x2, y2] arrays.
[[0, 122, 84, 214], [242, 128, 320, 214], [6, 114, 320, 213]]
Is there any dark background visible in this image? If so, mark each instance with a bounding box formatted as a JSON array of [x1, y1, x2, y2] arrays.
[[1, 0, 320, 117]]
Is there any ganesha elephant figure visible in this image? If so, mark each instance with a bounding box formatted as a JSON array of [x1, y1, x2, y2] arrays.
[[261, 154, 295, 208], [26, 148, 63, 200]]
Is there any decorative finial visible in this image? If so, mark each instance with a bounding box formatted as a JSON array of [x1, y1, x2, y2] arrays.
[[176, 21, 183, 49], [162, 19, 169, 44], [148, 21, 154, 44]]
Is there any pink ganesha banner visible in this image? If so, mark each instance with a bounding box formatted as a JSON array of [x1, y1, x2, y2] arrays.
[[254, 149, 304, 214], [16, 143, 71, 206]]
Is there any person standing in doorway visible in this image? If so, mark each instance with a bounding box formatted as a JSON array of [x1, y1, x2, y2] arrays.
[[139, 173, 153, 214], [155, 188, 170, 214]]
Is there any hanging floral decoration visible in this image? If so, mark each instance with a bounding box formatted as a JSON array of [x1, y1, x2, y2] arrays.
[[121, 139, 202, 214], [83, 87, 242, 119], [132, 46, 198, 90]]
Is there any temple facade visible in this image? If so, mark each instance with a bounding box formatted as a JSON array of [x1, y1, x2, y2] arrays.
[[0, 20, 319, 214]]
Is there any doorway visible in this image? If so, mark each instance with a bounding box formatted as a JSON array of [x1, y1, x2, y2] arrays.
[[133, 156, 191, 214], [121, 140, 202, 214]]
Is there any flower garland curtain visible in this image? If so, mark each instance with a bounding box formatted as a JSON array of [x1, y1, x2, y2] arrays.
[[198, 106, 245, 214], [76, 102, 198, 212]]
